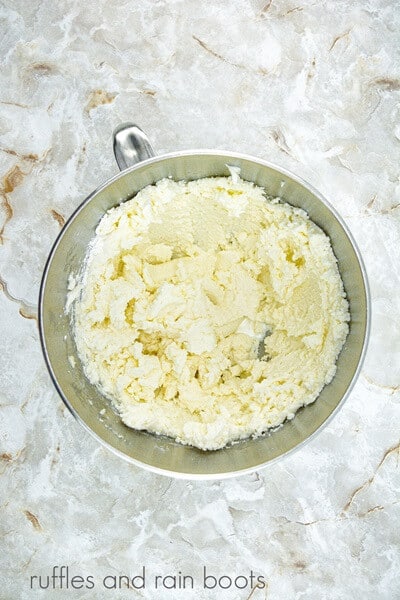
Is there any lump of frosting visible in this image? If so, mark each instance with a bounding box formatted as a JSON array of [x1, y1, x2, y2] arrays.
[[69, 176, 349, 450]]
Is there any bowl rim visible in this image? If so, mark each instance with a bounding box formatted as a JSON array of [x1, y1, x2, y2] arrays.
[[38, 149, 371, 479]]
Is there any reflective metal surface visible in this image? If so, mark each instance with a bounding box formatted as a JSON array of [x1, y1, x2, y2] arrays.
[[113, 122, 155, 170], [39, 127, 370, 479]]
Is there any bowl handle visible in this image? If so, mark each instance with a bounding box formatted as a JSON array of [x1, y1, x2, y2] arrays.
[[113, 123, 155, 171]]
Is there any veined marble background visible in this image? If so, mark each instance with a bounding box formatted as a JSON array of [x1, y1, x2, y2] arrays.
[[1, 0, 399, 598]]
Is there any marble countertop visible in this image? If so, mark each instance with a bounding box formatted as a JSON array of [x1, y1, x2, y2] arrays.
[[1, 0, 399, 598]]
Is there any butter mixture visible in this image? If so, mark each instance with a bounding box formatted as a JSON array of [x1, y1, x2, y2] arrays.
[[70, 176, 349, 450]]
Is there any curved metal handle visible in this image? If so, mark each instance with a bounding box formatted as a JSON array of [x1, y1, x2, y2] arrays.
[[113, 123, 155, 171]]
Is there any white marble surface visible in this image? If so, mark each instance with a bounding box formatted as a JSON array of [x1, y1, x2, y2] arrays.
[[1, 0, 400, 598]]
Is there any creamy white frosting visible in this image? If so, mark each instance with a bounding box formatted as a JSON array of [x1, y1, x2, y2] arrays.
[[69, 176, 349, 450]]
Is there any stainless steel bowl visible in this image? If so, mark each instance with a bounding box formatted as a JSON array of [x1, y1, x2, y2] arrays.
[[39, 123, 370, 479]]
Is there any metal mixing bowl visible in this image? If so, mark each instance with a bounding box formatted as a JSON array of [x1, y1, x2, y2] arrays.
[[39, 123, 370, 479]]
